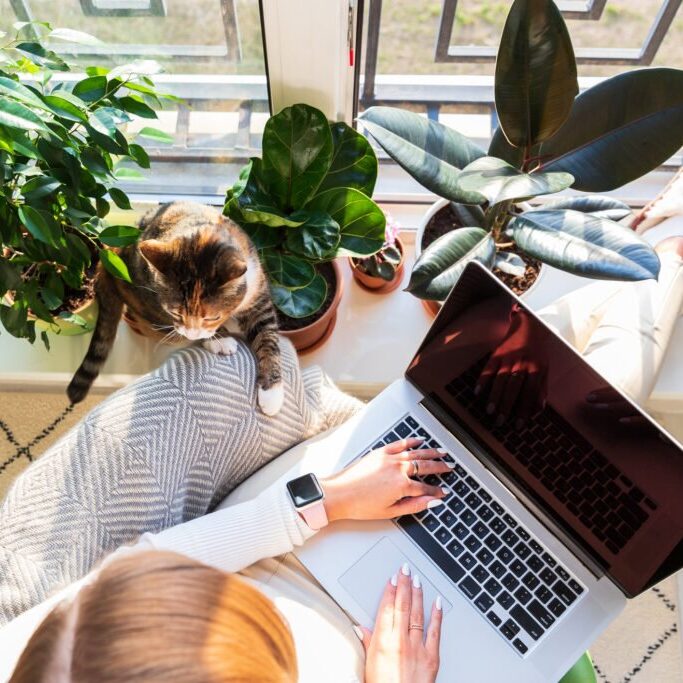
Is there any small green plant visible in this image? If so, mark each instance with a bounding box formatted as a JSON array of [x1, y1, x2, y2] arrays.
[[359, 0, 683, 302], [225, 103, 385, 319], [0, 21, 175, 345], [353, 213, 402, 282]]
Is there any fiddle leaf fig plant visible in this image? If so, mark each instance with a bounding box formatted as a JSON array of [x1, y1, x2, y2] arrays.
[[0, 21, 175, 345], [225, 103, 385, 318], [358, 0, 681, 301]]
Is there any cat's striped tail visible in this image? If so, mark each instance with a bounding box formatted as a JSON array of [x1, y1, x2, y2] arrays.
[[67, 270, 123, 404]]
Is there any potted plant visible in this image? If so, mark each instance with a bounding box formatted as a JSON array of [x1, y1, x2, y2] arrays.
[[349, 212, 405, 292], [359, 0, 683, 313], [225, 103, 385, 351], [0, 22, 173, 346]]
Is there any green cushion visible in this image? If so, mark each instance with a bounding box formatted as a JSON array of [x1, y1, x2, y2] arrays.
[[559, 652, 597, 683]]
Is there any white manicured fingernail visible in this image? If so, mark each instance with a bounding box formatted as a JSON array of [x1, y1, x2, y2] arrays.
[[437, 448, 448, 454], [353, 625, 364, 640], [441, 487, 449, 496], [445, 461, 456, 469], [413, 574, 421, 589], [390, 573, 398, 587], [427, 499, 444, 509], [401, 562, 411, 576], [436, 595, 443, 611]]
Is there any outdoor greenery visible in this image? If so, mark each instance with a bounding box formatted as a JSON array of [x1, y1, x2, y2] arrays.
[[360, 0, 683, 301], [0, 21, 174, 344], [225, 103, 385, 318]]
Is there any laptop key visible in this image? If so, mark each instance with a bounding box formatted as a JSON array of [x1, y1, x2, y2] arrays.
[[406, 415, 419, 429], [459, 575, 482, 599], [541, 552, 557, 567], [472, 565, 489, 583], [465, 492, 482, 510], [490, 561, 507, 579], [435, 527, 453, 546], [475, 594, 494, 612], [522, 572, 540, 590], [453, 523, 469, 540], [554, 581, 577, 606], [535, 585, 552, 604], [465, 535, 482, 552], [530, 540, 544, 554], [501, 619, 521, 640], [510, 559, 526, 577], [423, 515, 440, 532], [513, 639, 528, 655], [540, 568, 557, 586], [472, 521, 489, 539], [517, 527, 530, 542], [396, 517, 465, 585], [503, 514, 518, 528], [395, 422, 412, 438], [557, 566, 571, 581], [548, 598, 567, 617], [479, 505, 494, 522], [476, 548, 494, 565], [487, 611, 502, 627], [527, 555, 544, 573], [502, 530, 519, 546], [485, 534, 502, 551], [440, 510, 458, 528], [528, 599, 556, 629], [490, 517, 507, 534], [491, 501, 505, 515], [510, 605, 544, 641], [447, 539, 465, 557], [496, 547, 514, 564], [461, 510, 477, 526], [514, 542, 531, 560], [497, 591, 515, 610], [514, 587, 532, 605], [460, 553, 476, 570], [569, 579, 584, 595], [373, 442, 385, 450], [484, 578, 502, 596], [480, 490, 492, 503], [383, 431, 399, 444], [502, 573, 520, 591]]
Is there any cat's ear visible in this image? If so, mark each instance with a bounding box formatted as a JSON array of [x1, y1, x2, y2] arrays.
[[218, 257, 248, 284], [138, 239, 175, 277]]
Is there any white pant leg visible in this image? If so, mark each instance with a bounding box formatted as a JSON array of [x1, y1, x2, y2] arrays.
[[579, 253, 683, 404], [538, 281, 623, 352]]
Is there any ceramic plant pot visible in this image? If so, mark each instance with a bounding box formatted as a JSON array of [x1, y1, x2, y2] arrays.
[[349, 236, 405, 293], [279, 259, 344, 354]]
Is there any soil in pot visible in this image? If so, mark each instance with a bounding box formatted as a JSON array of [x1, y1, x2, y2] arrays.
[[54, 260, 97, 316], [350, 237, 405, 294], [422, 203, 541, 297], [276, 261, 337, 331]]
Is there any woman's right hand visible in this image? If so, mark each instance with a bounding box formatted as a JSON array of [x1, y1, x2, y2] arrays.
[[319, 438, 452, 523], [359, 563, 443, 683]]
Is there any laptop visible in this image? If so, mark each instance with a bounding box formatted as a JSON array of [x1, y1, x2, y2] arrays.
[[225, 261, 683, 682]]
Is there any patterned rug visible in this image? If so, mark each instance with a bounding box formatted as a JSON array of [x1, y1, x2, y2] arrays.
[[1, 390, 682, 682]]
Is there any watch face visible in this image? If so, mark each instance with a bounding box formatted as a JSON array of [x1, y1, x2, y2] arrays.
[[287, 474, 324, 508]]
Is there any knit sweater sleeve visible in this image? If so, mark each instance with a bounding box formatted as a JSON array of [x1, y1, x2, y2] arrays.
[[136, 484, 317, 572]]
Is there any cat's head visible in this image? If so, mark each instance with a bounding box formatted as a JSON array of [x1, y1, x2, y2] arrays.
[[138, 231, 250, 340]]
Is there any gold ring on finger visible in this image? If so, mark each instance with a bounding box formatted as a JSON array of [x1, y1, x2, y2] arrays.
[[411, 459, 420, 478]]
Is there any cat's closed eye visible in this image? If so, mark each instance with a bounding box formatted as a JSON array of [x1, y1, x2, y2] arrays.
[[204, 314, 222, 322]]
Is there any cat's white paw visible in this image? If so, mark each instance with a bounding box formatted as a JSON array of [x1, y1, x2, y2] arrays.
[[258, 382, 284, 416], [203, 336, 239, 355]]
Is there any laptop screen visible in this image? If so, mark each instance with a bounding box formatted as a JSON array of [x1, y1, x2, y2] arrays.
[[406, 262, 683, 597]]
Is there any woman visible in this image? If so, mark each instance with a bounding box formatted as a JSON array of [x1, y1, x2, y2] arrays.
[[5, 438, 448, 683]]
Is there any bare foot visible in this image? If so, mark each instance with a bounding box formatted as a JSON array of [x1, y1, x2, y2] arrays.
[[655, 235, 683, 258]]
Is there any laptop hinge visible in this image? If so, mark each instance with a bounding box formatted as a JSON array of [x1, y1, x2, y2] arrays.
[[419, 393, 606, 581]]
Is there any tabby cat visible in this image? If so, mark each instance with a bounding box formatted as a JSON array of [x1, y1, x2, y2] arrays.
[[67, 202, 284, 415]]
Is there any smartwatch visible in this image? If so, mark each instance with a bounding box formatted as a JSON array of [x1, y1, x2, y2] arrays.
[[286, 473, 329, 530]]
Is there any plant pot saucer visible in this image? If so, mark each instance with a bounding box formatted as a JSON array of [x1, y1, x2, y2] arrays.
[[292, 311, 338, 355]]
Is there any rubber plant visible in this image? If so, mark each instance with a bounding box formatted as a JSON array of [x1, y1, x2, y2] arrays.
[[0, 21, 175, 346], [225, 103, 385, 319], [358, 0, 683, 302]]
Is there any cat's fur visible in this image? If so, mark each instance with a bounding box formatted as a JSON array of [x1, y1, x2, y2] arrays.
[[67, 202, 284, 415]]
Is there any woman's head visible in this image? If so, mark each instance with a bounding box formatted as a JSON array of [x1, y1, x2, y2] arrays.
[[10, 551, 297, 683]]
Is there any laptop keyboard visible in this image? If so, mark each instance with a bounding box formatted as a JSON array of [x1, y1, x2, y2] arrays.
[[446, 356, 657, 556], [361, 414, 586, 658]]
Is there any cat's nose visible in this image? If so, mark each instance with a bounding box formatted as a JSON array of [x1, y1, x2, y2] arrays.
[[177, 326, 204, 340]]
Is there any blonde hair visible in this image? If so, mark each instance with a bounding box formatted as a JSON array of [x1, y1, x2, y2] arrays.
[[10, 550, 298, 683]]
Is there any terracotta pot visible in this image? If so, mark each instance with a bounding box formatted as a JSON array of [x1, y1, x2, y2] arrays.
[[279, 260, 344, 354], [416, 198, 547, 318], [349, 237, 405, 293]]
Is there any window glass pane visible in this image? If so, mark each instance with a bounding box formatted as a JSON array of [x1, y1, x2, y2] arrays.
[[359, 0, 683, 196], [0, 0, 268, 197]]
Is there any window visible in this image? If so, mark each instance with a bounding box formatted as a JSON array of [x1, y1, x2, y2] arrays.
[[358, 0, 683, 202], [0, 0, 270, 197]]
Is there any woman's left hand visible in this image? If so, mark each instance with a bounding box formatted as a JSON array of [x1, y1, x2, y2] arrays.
[[319, 438, 452, 523]]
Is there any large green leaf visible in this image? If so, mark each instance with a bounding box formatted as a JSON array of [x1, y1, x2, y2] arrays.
[[261, 103, 334, 211], [72, 75, 107, 102], [449, 202, 487, 229], [43, 94, 88, 122], [533, 195, 631, 221], [99, 248, 132, 283], [99, 225, 141, 247], [454, 156, 573, 206], [0, 76, 49, 111], [271, 272, 327, 318], [18, 205, 59, 245], [261, 250, 316, 289], [315, 121, 377, 197], [488, 128, 526, 169], [509, 209, 659, 280], [0, 98, 50, 133], [285, 210, 341, 260], [495, 0, 577, 148], [359, 107, 485, 201], [227, 159, 306, 228], [241, 224, 282, 250], [540, 69, 683, 191], [407, 227, 496, 300], [21, 175, 61, 198], [307, 187, 385, 257]]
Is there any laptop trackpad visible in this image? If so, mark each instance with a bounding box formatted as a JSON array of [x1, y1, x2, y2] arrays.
[[338, 537, 452, 624]]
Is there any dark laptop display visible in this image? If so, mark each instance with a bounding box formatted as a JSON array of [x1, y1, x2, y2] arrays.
[[406, 263, 683, 597]]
